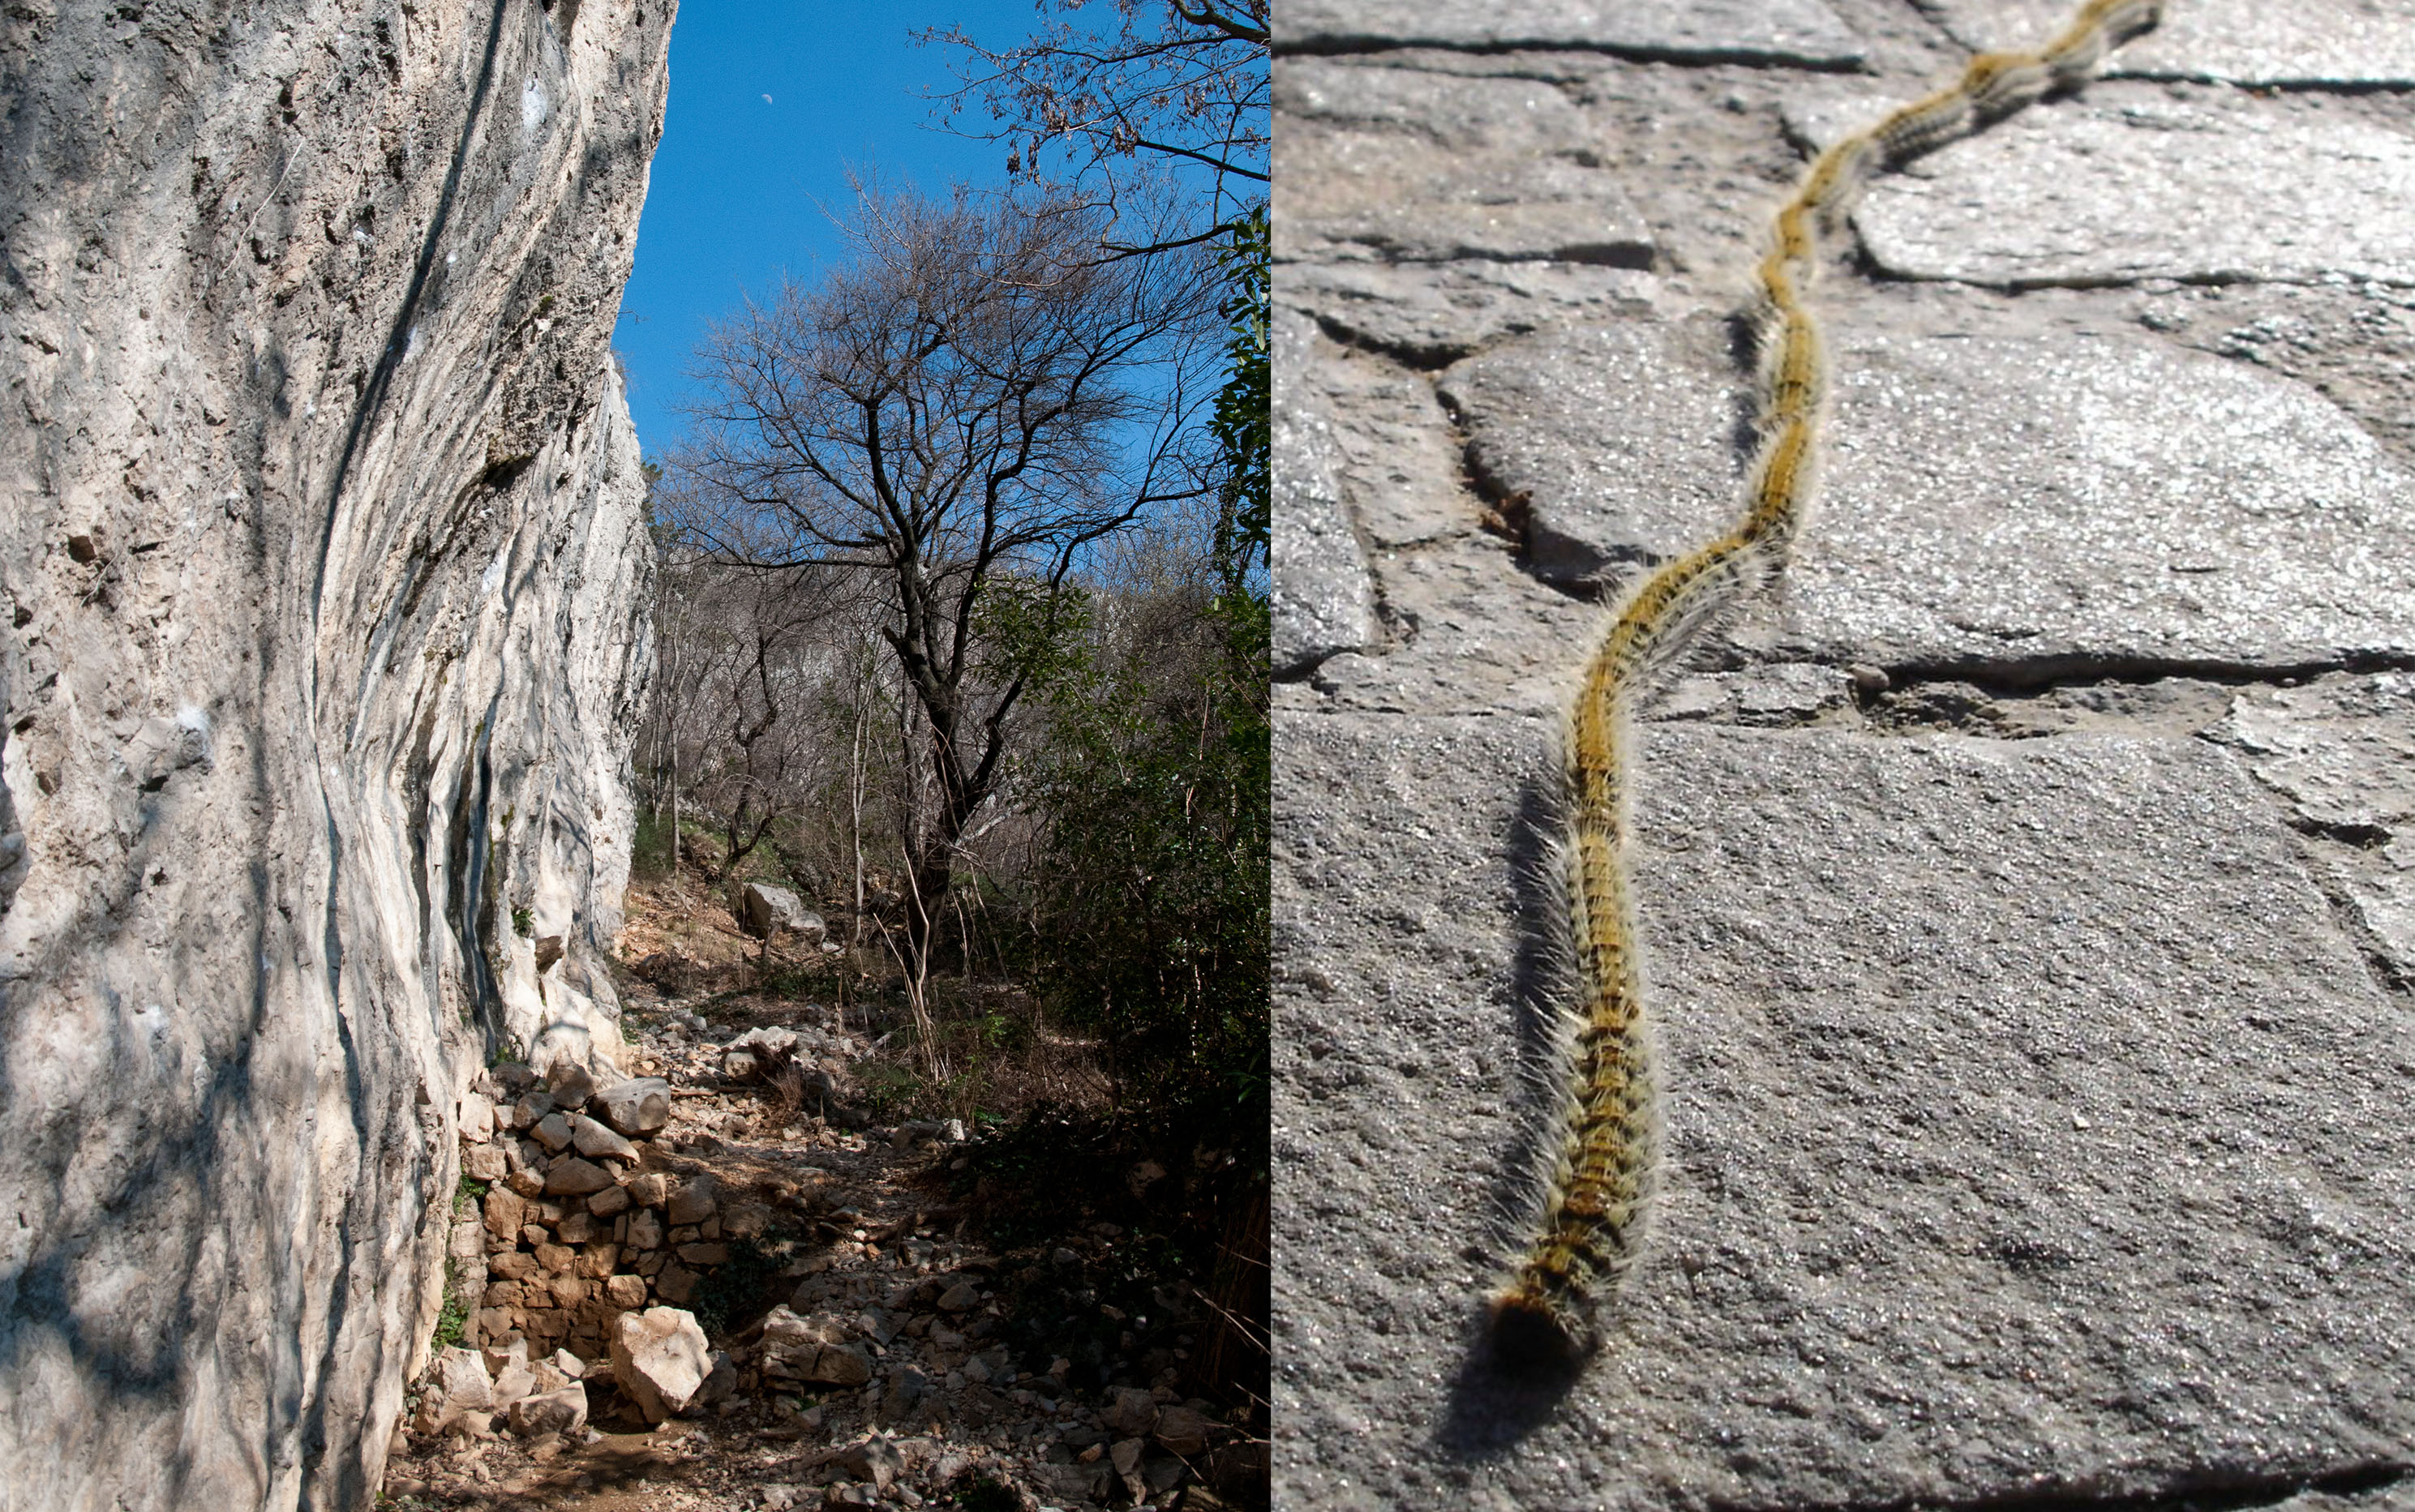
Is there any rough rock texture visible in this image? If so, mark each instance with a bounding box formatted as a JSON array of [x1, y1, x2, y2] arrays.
[[1275, 1, 2415, 1506], [1273, 0, 1862, 65], [611, 1305, 710, 1424], [1791, 87, 2415, 289], [1276, 717, 2415, 1510], [1271, 311, 1374, 675], [736, 880, 822, 940], [592, 1073, 671, 1136], [1931, 0, 2415, 87], [0, 4, 670, 1510], [1446, 315, 2415, 672]]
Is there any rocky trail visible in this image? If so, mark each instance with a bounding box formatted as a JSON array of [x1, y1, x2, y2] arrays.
[[378, 890, 1263, 1512]]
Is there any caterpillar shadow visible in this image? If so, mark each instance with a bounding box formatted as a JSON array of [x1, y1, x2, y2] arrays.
[[1434, 768, 1587, 1457]]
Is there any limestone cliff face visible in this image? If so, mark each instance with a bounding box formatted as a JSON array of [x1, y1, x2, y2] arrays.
[[0, 2, 670, 1508]]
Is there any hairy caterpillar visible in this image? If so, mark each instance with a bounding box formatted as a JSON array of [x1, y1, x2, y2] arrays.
[[1491, 0, 2164, 1368]]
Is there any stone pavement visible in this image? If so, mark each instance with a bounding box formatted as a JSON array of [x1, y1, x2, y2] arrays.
[[1271, 2, 2415, 1507]]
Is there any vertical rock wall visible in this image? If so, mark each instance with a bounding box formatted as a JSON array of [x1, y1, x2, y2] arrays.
[[0, 2, 671, 1508]]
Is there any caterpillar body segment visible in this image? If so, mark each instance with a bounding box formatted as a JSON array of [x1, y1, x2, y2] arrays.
[[1964, 52, 2056, 118], [1491, 0, 2161, 1369], [1757, 309, 1828, 434], [1877, 87, 1976, 164], [2043, 0, 2163, 86]]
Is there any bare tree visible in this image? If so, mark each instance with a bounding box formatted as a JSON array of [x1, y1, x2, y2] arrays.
[[640, 549, 859, 884], [667, 182, 1220, 964], [921, 1, 1268, 253]]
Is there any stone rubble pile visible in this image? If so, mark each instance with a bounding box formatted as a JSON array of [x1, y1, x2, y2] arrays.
[[451, 1056, 744, 1360]]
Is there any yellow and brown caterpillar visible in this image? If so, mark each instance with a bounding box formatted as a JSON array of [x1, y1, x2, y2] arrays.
[[1491, 0, 2164, 1368]]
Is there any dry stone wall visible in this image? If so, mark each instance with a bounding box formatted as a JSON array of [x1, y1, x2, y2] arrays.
[[0, 2, 670, 1509]]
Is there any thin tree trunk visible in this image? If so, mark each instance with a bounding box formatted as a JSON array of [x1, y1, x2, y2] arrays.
[[955, 885, 975, 991], [850, 642, 870, 949]]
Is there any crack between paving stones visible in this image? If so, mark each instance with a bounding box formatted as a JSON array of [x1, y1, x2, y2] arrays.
[[1705, 1459, 2414, 1512], [1879, 268, 2415, 295], [1872, 648, 2415, 697], [2113, 75, 2415, 97], [1294, 306, 1477, 374], [1272, 37, 1867, 73]]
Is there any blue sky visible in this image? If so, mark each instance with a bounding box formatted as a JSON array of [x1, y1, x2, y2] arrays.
[[616, 1, 1046, 458]]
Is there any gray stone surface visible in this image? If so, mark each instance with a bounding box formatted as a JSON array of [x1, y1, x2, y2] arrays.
[[1305, 536, 1598, 717], [1276, 9, 2415, 1509], [1276, 66, 1654, 266], [611, 1307, 711, 1424], [1278, 319, 1473, 553], [1277, 260, 1665, 366], [1274, 313, 1378, 675], [1791, 86, 2415, 289], [1929, 0, 2415, 87], [593, 1075, 673, 1137], [2210, 673, 2415, 986], [1445, 315, 2415, 674], [1274, 0, 1864, 66], [0, 3, 667, 1507], [1276, 712, 2415, 1510], [738, 881, 823, 940]]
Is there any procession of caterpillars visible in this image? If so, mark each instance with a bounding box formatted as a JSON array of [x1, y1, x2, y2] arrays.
[[1488, 0, 2167, 1368]]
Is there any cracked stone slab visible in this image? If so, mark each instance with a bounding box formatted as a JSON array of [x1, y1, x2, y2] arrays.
[[1276, 66, 1654, 266], [1276, 710, 2415, 1510], [1443, 314, 2415, 675], [1788, 85, 2415, 289], [1276, 259, 1666, 365], [1280, 319, 1478, 552], [2209, 672, 2415, 985], [1306, 535, 1598, 717], [1275, 311, 1378, 675], [1928, 0, 2415, 88], [1273, 0, 1864, 67]]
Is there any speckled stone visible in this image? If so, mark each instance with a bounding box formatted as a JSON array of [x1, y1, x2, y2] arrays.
[[2210, 671, 2415, 986], [1443, 315, 2415, 675], [1275, 311, 1376, 675], [1276, 319, 1475, 553], [1276, 260, 1664, 366], [1931, 0, 2415, 88], [1789, 86, 2415, 289], [1302, 535, 1592, 717], [1274, 0, 1864, 67], [1276, 66, 1654, 266], [1276, 709, 2415, 1510]]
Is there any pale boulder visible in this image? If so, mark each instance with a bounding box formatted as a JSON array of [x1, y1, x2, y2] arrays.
[[611, 1307, 712, 1423], [593, 1076, 672, 1137]]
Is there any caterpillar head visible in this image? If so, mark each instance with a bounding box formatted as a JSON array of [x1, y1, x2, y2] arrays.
[[1489, 1287, 1595, 1373]]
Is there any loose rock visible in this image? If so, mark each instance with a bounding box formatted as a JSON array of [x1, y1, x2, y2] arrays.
[[507, 1382, 588, 1439], [543, 1159, 614, 1197], [610, 1306, 712, 1424], [592, 1076, 672, 1137]]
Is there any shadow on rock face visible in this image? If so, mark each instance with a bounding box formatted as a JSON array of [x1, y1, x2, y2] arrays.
[[1435, 1311, 1585, 1459], [1422, 772, 1594, 1458]]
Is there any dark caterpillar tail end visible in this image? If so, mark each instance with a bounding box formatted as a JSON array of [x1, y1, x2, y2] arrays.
[[1489, 1288, 1595, 1373]]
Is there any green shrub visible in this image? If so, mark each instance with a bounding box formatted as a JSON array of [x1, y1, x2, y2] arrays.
[[430, 1259, 470, 1354], [630, 809, 678, 880]]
